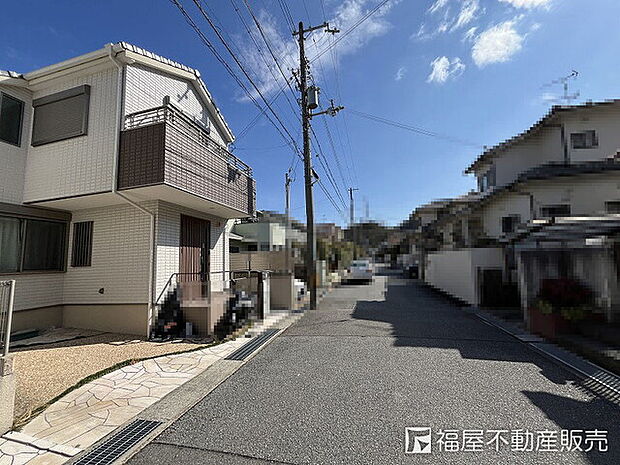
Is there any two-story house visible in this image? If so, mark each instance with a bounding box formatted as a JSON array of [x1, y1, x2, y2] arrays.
[[420, 100, 620, 309], [0, 42, 255, 337]]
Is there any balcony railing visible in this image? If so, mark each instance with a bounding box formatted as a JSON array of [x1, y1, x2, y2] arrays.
[[119, 103, 256, 216], [124, 103, 252, 176]]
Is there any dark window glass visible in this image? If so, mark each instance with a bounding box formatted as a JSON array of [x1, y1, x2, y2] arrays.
[[540, 205, 571, 218], [605, 201, 620, 214], [571, 130, 598, 149], [22, 220, 66, 271], [247, 244, 258, 252], [0, 217, 21, 272], [0, 93, 24, 146], [501, 215, 521, 234], [71, 221, 93, 267]]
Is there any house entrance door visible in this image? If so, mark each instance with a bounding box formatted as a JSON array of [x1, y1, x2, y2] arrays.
[[179, 215, 210, 282]]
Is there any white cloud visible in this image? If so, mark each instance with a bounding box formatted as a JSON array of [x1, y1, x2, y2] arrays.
[[451, 0, 480, 31], [428, 0, 449, 14], [498, 0, 552, 9], [235, 1, 399, 101], [427, 56, 465, 83], [395, 66, 407, 81], [471, 19, 524, 67], [463, 26, 478, 42]]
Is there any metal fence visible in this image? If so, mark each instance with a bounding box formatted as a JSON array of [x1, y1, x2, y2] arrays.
[[0, 280, 15, 357]]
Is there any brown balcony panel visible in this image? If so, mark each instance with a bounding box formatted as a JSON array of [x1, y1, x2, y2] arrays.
[[118, 105, 256, 217]]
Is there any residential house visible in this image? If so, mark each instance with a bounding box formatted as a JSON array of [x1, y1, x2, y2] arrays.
[[419, 100, 620, 310], [315, 223, 344, 242], [0, 42, 255, 337]]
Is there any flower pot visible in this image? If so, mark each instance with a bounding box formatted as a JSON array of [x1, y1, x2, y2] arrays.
[[528, 306, 571, 340]]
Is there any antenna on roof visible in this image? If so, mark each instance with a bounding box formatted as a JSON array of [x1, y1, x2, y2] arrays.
[[541, 70, 580, 105]]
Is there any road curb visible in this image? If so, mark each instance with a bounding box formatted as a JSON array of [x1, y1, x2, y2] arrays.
[[471, 307, 620, 403], [96, 310, 305, 465]]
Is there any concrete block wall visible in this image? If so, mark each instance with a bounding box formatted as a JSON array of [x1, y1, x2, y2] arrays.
[[23, 66, 119, 202]]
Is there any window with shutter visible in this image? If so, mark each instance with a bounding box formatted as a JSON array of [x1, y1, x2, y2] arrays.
[[31, 85, 90, 146]]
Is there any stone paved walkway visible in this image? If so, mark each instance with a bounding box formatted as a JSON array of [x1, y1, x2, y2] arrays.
[[0, 312, 290, 465]]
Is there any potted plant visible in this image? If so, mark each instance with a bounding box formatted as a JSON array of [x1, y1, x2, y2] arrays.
[[528, 278, 594, 339]]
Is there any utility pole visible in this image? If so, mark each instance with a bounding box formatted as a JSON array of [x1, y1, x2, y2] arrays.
[[285, 171, 292, 273], [349, 187, 359, 258], [293, 21, 342, 310], [348, 187, 358, 226]]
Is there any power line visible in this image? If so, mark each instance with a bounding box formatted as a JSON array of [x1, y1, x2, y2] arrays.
[[190, 0, 301, 154], [348, 109, 484, 148], [169, 0, 300, 157]]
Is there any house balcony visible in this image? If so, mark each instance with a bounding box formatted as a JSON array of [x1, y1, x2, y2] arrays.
[[118, 103, 256, 218]]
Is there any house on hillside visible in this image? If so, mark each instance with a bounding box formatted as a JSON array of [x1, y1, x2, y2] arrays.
[[0, 42, 256, 337]]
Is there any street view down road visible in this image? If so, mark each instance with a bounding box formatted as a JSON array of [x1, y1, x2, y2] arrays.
[[128, 269, 619, 465]]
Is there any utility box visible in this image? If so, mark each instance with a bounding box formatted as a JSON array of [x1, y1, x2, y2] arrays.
[[307, 86, 320, 110]]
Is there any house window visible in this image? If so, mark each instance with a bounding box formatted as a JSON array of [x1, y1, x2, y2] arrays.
[[605, 201, 620, 214], [478, 164, 496, 192], [230, 246, 240, 253], [247, 244, 257, 252], [32, 85, 90, 146], [501, 215, 521, 234], [570, 130, 598, 149], [71, 221, 93, 267], [0, 92, 24, 146], [260, 244, 270, 251], [0, 216, 66, 273], [540, 204, 571, 218]]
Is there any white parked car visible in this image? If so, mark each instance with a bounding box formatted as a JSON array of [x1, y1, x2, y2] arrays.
[[347, 259, 373, 283]]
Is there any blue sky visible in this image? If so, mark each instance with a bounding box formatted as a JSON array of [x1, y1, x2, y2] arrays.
[[2, 0, 620, 226]]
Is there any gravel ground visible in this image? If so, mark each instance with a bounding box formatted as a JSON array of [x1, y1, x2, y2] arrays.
[[12, 333, 205, 424]]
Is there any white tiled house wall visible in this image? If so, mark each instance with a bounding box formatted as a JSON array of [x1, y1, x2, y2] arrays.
[[2, 274, 64, 312], [64, 203, 152, 304], [154, 201, 228, 300], [123, 64, 227, 146], [23, 66, 119, 202], [0, 85, 32, 204]]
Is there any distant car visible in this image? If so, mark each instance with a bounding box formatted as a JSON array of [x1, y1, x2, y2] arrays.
[[347, 259, 373, 283]]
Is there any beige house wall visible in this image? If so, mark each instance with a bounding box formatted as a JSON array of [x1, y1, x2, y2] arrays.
[[425, 248, 504, 305]]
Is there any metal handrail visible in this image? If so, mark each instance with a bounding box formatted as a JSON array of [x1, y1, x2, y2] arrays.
[[155, 271, 232, 305], [124, 104, 252, 176], [0, 280, 16, 357]]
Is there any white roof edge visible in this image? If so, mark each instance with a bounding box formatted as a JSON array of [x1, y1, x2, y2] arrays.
[[19, 42, 235, 144]]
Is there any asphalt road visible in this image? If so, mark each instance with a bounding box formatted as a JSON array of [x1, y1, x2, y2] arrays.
[[128, 268, 619, 465]]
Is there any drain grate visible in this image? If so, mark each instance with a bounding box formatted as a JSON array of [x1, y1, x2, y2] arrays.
[[73, 419, 161, 465], [225, 328, 280, 361]]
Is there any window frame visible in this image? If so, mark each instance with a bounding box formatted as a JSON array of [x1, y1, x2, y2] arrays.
[[31, 84, 91, 147], [0, 92, 25, 147], [501, 214, 521, 234], [0, 213, 68, 274], [540, 204, 571, 218], [71, 221, 94, 267], [605, 201, 620, 214], [570, 130, 598, 149]]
